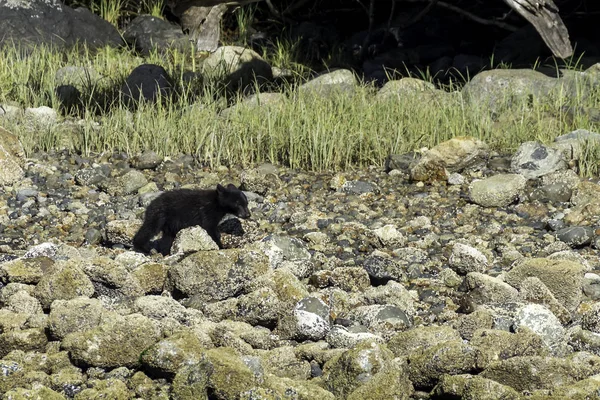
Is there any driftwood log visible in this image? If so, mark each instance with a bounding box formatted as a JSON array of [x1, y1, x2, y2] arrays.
[[168, 0, 573, 59], [503, 0, 572, 58]]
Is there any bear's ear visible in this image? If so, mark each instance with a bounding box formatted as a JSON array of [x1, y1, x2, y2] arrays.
[[226, 183, 237, 190], [216, 184, 225, 193]]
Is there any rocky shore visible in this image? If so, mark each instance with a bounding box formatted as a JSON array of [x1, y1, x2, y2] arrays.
[[1, 125, 600, 398]]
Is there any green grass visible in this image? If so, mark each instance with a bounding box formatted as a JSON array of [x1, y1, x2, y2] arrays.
[[0, 43, 599, 174]]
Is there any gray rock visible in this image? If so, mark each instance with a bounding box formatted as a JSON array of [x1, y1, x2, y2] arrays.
[[531, 183, 572, 203], [75, 167, 107, 186], [376, 78, 436, 100], [0, 0, 123, 49], [556, 226, 595, 247], [299, 69, 357, 96], [372, 225, 406, 248], [462, 69, 559, 114], [259, 235, 311, 270], [123, 15, 189, 55], [447, 172, 466, 185], [556, 128, 600, 143], [0, 138, 25, 186], [140, 329, 206, 375], [202, 46, 273, 91], [347, 304, 412, 338], [339, 180, 380, 195], [55, 66, 102, 91], [511, 141, 567, 179], [132, 151, 163, 170], [469, 174, 527, 207], [121, 64, 173, 105], [385, 152, 419, 173]]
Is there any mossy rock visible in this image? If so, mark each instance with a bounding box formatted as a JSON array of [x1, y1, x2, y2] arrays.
[[0, 256, 53, 284], [407, 339, 479, 389], [387, 325, 461, 357], [504, 257, 584, 312], [34, 260, 95, 309], [73, 378, 133, 400], [131, 262, 168, 294], [3, 385, 67, 400], [61, 313, 161, 368], [431, 374, 520, 399], [347, 361, 413, 400], [262, 375, 335, 400], [171, 362, 211, 400], [141, 329, 207, 376], [0, 328, 48, 358], [205, 347, 261, 399], [48, 297, 106, 340], [322, 341, 394, 398], [471, 328, 549, 369], [167, 249, 268, 301]]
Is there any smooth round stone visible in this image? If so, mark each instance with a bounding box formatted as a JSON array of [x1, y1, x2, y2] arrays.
[[556, 226, 594, 247]]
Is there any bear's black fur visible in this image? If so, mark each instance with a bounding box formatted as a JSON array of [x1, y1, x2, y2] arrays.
[[133, 183, 250, 255]]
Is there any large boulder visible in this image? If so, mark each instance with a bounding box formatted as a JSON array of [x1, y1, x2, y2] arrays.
[[0, 0, 123, 49], [123, 15, 189, 55], [202, 46, 273, 91]]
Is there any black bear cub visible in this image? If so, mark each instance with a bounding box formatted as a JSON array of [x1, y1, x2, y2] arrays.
[[133, 183, 250, 255]]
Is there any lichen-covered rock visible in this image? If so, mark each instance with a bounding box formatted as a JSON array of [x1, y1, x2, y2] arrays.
[[362, 255, 405, 282], [330, 267, 370, 292], [141, 329, 207, 376], [322, 341, 395, 398], [171, 226, 219, 254], [371, 225, 406, 248], [518, 276, 571, 324], [468, 174, 527, 207], [204, 347, 262, 399], [515, 304, 565, 351], [504, 258, 584, 312], [74, 378, 133, 399], [167, 248, 268, 301], [453, 309, 494, 340], [34, 260, 95, 309], [104, 219, 143, 247], [258, 235, 312, 278], [346, 305, 412, 339], [82, 257, 144, 298], [464, 272, 519, 306], [481, 354, 600, 392], [410, 137, 489, 182], [0, 256, 53, 284], [48, 297, 105, 340], [4, 290, 43, 315], [262, 375, 335, 400], [387, 325, 461, 357], [171, 361, 211, 400], [61, 313, 161, 368], [0, 328, 48, 358], [240, 166, 281, 195], [134, 295, 202, 325], [277, 296, 330, 341], [471, 329, 549, 369], [511, 141, 567, 179], [326, 326, 384, 349], [432, 374, 520, 400], [131, 262, 168, 294], [449, 243, 489, 274], [256, 346, 311, 380], [407, 339, 479, 389]]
